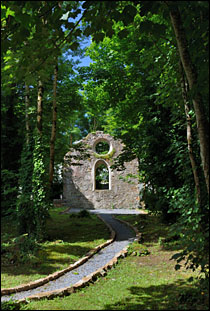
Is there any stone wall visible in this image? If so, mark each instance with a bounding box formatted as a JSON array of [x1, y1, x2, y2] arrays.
[[63, 131, 140, 209]]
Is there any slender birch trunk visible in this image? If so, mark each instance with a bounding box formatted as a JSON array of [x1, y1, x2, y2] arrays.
[[169, 5, 209, 195], [49, 63, 58, 190], [37, 80, 44, 136], [179, 62, 202, 205]]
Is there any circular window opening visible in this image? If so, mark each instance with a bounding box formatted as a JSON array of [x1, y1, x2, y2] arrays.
[[95, 140, 110, 155]]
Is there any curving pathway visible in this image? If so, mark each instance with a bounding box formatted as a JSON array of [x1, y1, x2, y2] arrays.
[[1, 209, 145, 303]]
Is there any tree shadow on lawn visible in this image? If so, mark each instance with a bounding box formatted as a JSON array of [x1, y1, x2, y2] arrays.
[[1, 243, 91, 278], [126, 214, 183, 252], [103, 279, 208, 310], [1, 212, 110, 287], [45, 215, 110, 244]]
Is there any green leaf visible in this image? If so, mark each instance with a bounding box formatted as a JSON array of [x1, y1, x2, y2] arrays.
[[5, 7, 15, 18]]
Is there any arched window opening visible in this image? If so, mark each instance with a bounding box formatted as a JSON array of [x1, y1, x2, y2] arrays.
[[95, 163, 109, 190]]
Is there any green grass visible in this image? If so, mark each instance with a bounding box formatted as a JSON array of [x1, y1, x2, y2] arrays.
[[24, 214, 208, 310], [1, 208, 110, 288]]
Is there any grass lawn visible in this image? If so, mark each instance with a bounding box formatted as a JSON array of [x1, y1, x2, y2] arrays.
[[1, 207, 110, 289], [21, 213, 208, 310]]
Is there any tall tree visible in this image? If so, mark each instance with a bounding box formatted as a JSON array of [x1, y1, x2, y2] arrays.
[[49, 62, 58, 192], [169, 2, 209, 195], [37, 80, 44, 136], [179, 61, 202, 206]]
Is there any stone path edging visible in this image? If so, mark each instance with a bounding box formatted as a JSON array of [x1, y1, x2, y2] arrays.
[[1, 215, 116, 296], [9, 217, 141, 305]]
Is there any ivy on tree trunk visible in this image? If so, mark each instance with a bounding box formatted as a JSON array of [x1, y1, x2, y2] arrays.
[[25, 84, 30, 145], [32, 131, 49, 240]]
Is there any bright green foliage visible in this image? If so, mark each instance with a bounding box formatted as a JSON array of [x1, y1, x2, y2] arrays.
[[17, 132, 50, 240], [169, 187, 209, 278], [1, 1, 85, 88]]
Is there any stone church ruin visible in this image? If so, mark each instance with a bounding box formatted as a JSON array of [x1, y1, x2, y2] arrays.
[[63, 131, 140, 209]]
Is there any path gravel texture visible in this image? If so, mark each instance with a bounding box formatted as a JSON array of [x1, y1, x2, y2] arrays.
[[2, 209, 144, 302]]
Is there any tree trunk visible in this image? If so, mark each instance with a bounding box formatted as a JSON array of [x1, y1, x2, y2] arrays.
[[49, 64, 58, 191], [70, 133, 73, 147], [179, 62, 202, 205], [169, 5, 209, 195], [25, 83, 30, 144], [37, 80, 44, 136]]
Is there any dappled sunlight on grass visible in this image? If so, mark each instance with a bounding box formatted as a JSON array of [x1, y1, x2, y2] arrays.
[[1, 207, 110, 288], [104, 279, 208, 310], [27, 255, 208, 310], [26, 213, 208, 310]]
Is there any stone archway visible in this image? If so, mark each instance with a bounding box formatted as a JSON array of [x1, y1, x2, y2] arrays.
[[93, 159, 111, 191]]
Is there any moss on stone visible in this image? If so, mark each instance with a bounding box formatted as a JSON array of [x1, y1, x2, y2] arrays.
[[93, 148, 116, 160], [84, 144, 92, 149]]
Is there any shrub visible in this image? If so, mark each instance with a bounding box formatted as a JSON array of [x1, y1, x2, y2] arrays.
[[1, 300, 20, 310], [168, 186, 209, 279]]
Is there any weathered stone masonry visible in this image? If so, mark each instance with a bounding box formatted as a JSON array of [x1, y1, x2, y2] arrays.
[[63, 131, 140, 209]]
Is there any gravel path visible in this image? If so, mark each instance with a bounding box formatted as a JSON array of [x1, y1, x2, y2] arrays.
[[2, 210, 143, 302]]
